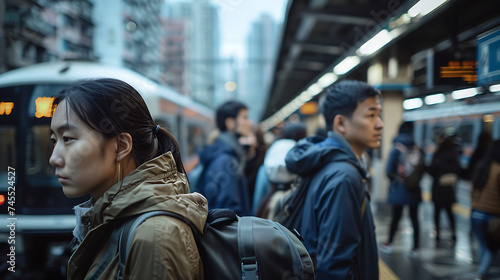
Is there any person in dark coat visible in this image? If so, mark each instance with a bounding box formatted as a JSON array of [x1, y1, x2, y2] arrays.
[[470, 140, 500, 279], [427, 135, 461, 244], [379, 122, 422, 256], [198, 101, 252, 216], [285, 80, 383, 279]]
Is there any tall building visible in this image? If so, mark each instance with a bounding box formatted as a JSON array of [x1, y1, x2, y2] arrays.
[[246, 14, 280, 122], [1, 0, 94, 72], [159, 16, 190, 96], [166, 0, 220, 108], [93, 0, 163, 83]]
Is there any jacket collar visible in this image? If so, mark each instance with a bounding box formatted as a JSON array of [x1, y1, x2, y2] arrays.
[[74, 152, 208, 241]]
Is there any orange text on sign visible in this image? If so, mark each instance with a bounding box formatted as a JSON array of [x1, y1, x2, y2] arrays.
[[0, 102, 14, 115], [35, 97, 56, 118]]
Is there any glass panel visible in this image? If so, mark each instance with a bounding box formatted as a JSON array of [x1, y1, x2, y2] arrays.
[[0, 126, 16, 191], [28, 84, 67, 118]]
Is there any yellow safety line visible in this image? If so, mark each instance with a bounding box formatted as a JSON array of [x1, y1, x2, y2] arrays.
[[379, 258, 400, 280]]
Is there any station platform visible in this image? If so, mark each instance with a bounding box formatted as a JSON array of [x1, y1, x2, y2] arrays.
[[374, 176, 500, 280]]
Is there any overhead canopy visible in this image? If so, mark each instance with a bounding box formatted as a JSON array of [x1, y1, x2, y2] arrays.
[[262, 0, 500, 122]]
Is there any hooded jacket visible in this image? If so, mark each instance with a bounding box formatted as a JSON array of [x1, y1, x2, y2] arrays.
[[285, 132, 379, 280], [385, 133, 422, 205], [198, 132, 250, 216], [68, 152, 208, 280]]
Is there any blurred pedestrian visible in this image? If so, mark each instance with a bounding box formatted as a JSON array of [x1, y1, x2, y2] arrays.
[[284, 80, 382, 279], [464, 130, 492, 180], [197, 100, 253, 216], [470, 140, 500, 280], [252, 121, 307, 216], [379, 121, 423, 257], [49, 78, 208, 279], [426, 135, 461, 245], [243, 125, 268, 207]]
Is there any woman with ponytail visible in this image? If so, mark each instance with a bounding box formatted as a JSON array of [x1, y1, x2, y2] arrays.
[[49, 78, 207, 279]]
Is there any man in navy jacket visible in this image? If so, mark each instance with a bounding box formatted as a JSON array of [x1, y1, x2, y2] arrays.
[[285, 80, 383, 279], [198, 100, 252, 216]]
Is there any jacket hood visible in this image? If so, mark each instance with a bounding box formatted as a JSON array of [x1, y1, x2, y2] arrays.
[[199, 132, 237, 163], [199, 132, 245, 168], [75, 152, 208, 236], [393, 132, 415, 147], [285, 131, 367, 177]]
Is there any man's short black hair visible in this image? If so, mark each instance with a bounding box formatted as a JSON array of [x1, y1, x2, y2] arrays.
[[321, 80, 381, 131], [216, 100, 248, 131]]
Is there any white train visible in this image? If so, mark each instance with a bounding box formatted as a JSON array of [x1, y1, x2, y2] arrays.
[[0, 61, 214, 277]]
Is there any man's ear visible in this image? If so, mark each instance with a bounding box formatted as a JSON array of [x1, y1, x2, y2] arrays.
[[333, 114, 346, 135], [116, 133, 133, 162], [225, 118, 236, 132]]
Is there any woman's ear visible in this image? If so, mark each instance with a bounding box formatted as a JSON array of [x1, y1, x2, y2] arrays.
[[116, 133, 133, 162], [333, 114, 346, 135]]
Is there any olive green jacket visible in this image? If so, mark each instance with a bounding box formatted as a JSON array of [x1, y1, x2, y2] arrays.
[[68, 152, 208, 280]]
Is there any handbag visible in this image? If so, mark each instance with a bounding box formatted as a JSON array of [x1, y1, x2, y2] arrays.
[[439, 173, 458, 187], [488, 217, 500, 244]]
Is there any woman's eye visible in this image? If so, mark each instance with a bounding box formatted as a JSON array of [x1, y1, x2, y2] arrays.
[[63, 137, 74, 142], [50, 138, 56, 145]]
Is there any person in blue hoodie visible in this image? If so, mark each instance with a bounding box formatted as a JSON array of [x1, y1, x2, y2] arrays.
[[285, 80, 383, 279], [198, 100, 252, 216]]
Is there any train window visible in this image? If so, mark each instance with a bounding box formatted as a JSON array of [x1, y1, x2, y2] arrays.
[[0, 126, 16, 191], [26, 125, 54, 179], [494, 118, 500, 140], [457, 123, 474, 144], [27, 84, 67, 118], [187, 125, 205, 156]]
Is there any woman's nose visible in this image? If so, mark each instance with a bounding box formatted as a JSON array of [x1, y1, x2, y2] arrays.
[[49, 144, 64, 168]]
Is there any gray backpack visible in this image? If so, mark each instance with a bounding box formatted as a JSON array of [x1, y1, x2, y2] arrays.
[[92, 209, 315, 280]]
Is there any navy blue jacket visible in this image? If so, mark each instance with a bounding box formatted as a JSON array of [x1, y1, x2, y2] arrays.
[[198, 132, 251, 216], [285, 132, 379, 280], [386, 133, 422, 206]]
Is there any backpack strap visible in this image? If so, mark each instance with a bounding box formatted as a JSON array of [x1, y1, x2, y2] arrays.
[[238, 217, 259, 280], [86, 226, 121, 280], [116, 211, 199, 280]]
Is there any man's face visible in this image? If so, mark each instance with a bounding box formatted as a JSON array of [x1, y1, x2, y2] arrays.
[[235, 108, 252, 137], [342, 96, 383, 156]]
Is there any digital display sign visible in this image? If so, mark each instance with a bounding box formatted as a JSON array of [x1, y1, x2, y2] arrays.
[[0, 102, 14, 116], [439, 60, 477, 84], [35, 97, 55, 118]]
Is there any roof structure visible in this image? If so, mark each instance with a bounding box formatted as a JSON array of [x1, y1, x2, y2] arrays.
[[262, 0, 500, 125]]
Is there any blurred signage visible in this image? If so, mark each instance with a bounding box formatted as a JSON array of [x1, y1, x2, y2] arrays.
[[300, 101, 318, 115], [0, 102, 14, 115], [477, 27, 500, 86], [35, 97, 55, 118], [439, 60, 477, 84], [434, 50, 477, 86]]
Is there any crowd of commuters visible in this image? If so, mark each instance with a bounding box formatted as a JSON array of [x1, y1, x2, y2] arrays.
[[50, 77, 499, 279], [377, 125, 499, 279]]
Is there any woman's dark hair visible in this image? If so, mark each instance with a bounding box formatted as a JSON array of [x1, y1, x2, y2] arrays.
[[322, 80, 381, 131], [472, 139, 500, 191], [280, 122, 307, 142], [52, 78, 185, 173]]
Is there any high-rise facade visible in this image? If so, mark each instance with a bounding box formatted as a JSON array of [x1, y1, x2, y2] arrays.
[[93, 0, 163, 83], [167, 0, 220, 108], [159, 15, 190, 96], [0, 0, 94, 72], [246, 14, 280, 122]]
